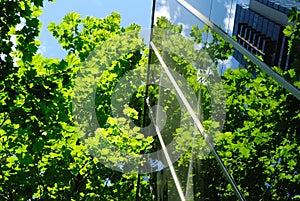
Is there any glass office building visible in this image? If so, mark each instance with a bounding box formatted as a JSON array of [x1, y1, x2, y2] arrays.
[[232, 0, 300, 70], [142, 0, 300, 200]]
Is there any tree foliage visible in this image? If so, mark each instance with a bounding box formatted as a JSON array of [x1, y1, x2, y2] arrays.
[[283, 7, 300, 79], [150, 17, 300, 201], [0, 2, 152, 200], [1, 1, 299, 201]]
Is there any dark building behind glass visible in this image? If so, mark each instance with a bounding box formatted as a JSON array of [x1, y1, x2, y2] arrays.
[[232, 0, 300, 70]]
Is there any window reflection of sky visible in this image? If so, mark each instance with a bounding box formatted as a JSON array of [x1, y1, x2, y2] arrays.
[[154, 0, 250, 71]]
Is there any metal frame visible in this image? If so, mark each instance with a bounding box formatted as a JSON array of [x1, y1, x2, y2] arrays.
[[144, 0, 300, 200], [177, 0, 300, 100], [150, 41, 246, 201]]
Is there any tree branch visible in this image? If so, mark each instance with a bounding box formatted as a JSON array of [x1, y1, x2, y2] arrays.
[[0, 113, 9, 129], [0, 193, 9, 200]]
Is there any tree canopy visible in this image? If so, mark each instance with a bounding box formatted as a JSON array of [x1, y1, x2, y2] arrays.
[[0, 1, 299, 200], [0, 2, 152, 199]]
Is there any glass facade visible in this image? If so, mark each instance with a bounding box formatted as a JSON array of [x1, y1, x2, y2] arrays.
[[232, 1, 290, 70], [255, 0, 300, 14], [144, 0, 300, 200]]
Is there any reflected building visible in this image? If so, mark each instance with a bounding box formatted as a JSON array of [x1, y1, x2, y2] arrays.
[[232, 0, 300, 70], [148, 0, 300, 200]]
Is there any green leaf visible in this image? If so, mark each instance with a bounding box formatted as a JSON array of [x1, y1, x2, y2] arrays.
[[283, 25, 293, 37], [101, 148, 109, 155]]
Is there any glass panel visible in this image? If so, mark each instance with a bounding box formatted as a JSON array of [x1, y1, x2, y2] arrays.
[[150, 0, 300, 200], [147, 29, 240, 200]]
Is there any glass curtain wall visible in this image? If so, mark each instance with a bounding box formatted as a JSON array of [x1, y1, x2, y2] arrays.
[[146, 0, 300, 200]]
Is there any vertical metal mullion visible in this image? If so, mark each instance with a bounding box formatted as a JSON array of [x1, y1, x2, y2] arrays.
[[136, 0, 157, 200]]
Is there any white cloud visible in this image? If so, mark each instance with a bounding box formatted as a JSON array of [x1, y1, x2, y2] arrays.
[[194, 43, 204, 50], [154, 0, 183, 23], [223, 0, 248, 35], [155, 6, 171, 21], [223, 2, 236, 35], [173, 5, 181, 22], [154, 0, 171, 23], [37, 44, 47, 56], [218, 56, 233, 74], [177, 22, 189, 37]]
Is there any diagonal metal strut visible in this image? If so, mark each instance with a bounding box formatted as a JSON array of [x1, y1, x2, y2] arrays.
[[150, 41, 246, 201], [177, 0, 300, 101], [146, 98, 187, 201]]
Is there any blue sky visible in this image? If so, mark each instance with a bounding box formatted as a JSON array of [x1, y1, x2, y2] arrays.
[[39, 0, 153, 58], [38, 0, 248, 69], [154, 0, 249, 70]]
